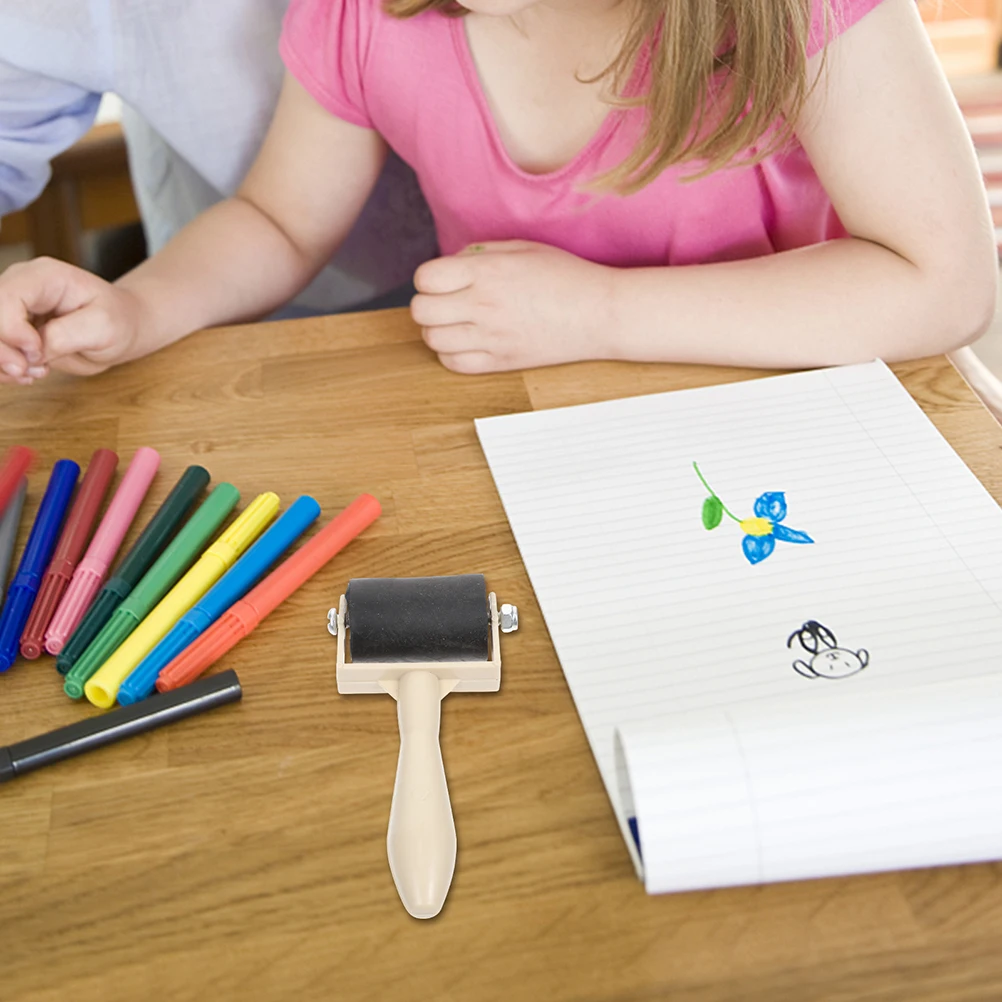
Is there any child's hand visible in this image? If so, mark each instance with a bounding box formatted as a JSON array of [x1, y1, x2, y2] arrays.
[[0, 257, 142, 384], [410, 241, 617, 373]]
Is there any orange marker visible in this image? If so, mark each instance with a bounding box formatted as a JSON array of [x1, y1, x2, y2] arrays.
[[155, 494, 381, 691]]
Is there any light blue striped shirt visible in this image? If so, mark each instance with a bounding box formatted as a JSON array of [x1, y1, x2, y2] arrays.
[[0, 0, 436, 311]]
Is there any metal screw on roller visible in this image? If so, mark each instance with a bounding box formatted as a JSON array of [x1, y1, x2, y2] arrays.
[[327, 608, 338, 636], [500, 604, 519, 633]]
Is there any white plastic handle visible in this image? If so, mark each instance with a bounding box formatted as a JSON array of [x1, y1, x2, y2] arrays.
[[386, 670, 457, 919]]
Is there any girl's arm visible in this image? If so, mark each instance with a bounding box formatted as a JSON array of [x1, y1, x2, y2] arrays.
[[0, 74, 387, 379], [605, 0, 998, 367], [413, 0, 997, 372]]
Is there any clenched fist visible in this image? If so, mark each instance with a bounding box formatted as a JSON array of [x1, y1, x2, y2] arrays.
[[0, 257, 144, 384]]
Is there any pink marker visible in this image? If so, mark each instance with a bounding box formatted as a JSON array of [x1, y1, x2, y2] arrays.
[[44, 447, 160, 655]]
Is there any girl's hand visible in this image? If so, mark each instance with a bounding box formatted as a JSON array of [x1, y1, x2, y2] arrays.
[[411, 241, 617, 373], [0, 257, 142, 383]]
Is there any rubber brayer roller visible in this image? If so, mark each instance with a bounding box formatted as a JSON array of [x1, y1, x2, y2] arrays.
[[333, 574, 518, 919]]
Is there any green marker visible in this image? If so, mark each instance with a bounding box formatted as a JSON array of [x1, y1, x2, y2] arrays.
[[56, 466, 211, 675], [63, 483, 240, 699]]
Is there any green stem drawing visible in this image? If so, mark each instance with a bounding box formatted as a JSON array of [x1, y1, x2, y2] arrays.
[[692, 462, 741, 522]]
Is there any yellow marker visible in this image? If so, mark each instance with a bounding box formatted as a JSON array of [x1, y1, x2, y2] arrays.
[[84, 492, 280, 708]]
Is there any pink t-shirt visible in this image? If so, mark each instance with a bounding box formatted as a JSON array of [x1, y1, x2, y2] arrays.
[[280, 0, 884, 267]]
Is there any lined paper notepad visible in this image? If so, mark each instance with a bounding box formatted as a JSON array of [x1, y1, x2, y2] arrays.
[[475, 361, 1002, 894]]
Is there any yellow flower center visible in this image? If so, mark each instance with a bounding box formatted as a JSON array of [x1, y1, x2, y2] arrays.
[[739, 517, 774, 537]]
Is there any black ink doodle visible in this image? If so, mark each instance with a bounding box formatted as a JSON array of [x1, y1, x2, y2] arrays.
[[787, 621, 868, 679]]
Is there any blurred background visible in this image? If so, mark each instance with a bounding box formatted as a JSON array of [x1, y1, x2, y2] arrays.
[[2, 2, 1002, 374]]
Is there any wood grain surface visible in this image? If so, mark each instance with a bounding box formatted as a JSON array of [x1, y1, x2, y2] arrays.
[[1, 308, 1001, 1002]]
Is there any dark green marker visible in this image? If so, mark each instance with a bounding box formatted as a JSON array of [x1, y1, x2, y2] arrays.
[[55, 466, 210, 675]]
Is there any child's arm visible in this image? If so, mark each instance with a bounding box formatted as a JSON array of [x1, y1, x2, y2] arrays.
[[413, 0, 997, 372], [0, 75, 387, 380]]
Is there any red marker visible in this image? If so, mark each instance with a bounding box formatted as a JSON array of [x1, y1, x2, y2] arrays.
[[156, 494, 380, 692], [0, 447, 35, 515], [20, 449, 118, 659]]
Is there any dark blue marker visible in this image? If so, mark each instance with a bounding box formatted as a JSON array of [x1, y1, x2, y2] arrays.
[[0, 460, 80, 671]]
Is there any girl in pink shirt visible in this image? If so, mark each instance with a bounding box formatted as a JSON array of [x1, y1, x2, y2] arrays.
[[0, 0, 994, 378]]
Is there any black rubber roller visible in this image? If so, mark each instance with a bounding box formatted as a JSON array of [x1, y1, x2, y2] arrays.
[[346, 575, 490, 663]]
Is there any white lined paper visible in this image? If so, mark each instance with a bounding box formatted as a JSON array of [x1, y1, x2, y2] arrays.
[[617, 676, 1002, 892], [476, 361, 1002, 891]]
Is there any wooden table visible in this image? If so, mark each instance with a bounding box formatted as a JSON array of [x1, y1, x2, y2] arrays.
[[0, 122, 139, 264], [2, 310, 1002, 1002]]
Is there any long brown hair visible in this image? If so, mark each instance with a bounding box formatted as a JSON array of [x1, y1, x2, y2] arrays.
[[384, 0, 828, 194]]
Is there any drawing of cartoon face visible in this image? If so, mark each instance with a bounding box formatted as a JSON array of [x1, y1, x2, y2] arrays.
[[787, 621, 869, 680], [808, 648, 867, 679]]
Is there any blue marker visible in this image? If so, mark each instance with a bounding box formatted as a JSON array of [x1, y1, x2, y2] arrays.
[[117, 495, 321, 704], [0, 460, 80, 671]]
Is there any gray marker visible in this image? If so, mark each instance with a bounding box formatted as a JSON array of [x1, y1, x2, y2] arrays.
[[0, 478, 27, 606]]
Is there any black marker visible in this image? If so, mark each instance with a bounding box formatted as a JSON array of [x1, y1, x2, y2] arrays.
[[0, 670, 242, 782]]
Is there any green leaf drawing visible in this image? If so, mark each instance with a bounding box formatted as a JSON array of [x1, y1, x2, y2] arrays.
[[702, 496, 723, 530]]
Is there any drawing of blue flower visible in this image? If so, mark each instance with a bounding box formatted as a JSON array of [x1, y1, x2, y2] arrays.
[[738, 492, 814, 565], [694, 465, 814, 565]]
